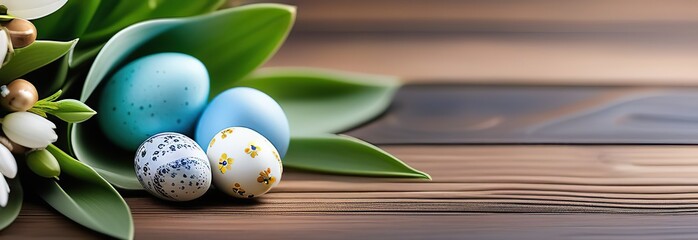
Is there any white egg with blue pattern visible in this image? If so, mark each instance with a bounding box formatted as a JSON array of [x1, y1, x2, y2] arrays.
[[207, 127, 282, 198], [134, 132, 211, 201]]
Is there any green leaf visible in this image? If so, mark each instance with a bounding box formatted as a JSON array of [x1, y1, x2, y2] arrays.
[[69, 43, 103, 68], [72, 4, 296, 189], [237, 68, 401, 135], [38, 90, 63, 103], [285, 135, 431, 179], [47, 99, 96, 123], [19, 48, 74, 96], [79, 3, 296, 102], [31, 145, 133, 239], [0, 40, 78, 85], [33, 0, 224, 65], [27, 107, 47, 118], [81, 0, 226, 47], [70, 111, 142, 189], [30, 90, 62, 115], [32, 0, 102, 41], [0, 178, 22, 230]]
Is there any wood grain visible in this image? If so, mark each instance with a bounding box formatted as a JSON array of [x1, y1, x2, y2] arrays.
[[348, 85, 698, 144], [9, 145, 698, 238], [13, 204, 698, 240], [259, 1, 698, 84], [255, 0, 698, 33], [266, 32, 698, 85]]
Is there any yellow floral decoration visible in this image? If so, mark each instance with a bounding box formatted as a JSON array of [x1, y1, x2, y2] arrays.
[[208, 138, 216, 148], [232, 183, 253, 198], [218, 153, 234, 174], [244, 142, 261, 158], [257, 168, 276, 185], [221, 128, 233, 139]]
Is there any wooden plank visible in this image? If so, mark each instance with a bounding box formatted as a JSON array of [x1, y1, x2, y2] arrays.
[[9, 145, 698, 238], [10, 207, 698, 240], [254, 0, 698, 84], [265, 32, 698, 84], [250, 0, 698, 32], [127, 214, 698, 240], [348, 85, 698, 144]]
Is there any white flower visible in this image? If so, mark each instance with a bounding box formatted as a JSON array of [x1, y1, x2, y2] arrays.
[[1, 0, 68, 20], [2, 112, 57, 149], [0, 29, 6, 68], [0, 143, 15, 179], [0, 176, 7, 207], [0, 144, 15, 207], [0, 0, 66, 207]]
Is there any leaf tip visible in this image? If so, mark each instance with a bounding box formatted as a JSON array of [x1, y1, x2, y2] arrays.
[[405, 168, 431, 180], [418, 171, 432, 180], [275, 4, 296, 26], [286, 5, 297, 14]]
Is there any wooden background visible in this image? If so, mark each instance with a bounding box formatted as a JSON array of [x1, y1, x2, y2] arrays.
[[8, 0, 698, 239]]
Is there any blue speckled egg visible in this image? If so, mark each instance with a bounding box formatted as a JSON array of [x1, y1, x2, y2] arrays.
[[98, 52, 209, 150], [134, 132, 211, 201], [195, 87, 290, 157]]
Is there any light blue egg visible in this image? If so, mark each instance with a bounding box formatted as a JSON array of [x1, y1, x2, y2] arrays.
[[98, 52, 209, 150], [195, 87, 290, 157]]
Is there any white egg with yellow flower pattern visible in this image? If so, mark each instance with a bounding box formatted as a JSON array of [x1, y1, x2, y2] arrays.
[[206, 127, 282, 198]]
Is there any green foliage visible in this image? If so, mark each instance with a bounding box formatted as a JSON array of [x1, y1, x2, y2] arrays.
[[33, 0, 225, 64], [238, 67, 400, 136], [0, 178, 22, 230], [32, 145, 134, 239], [0, 40, 77, 85], [286, 135, 430, 179], [79, 3, 296, 101]]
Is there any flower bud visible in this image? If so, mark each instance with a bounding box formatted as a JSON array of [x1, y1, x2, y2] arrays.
[[2, 112, 57, 149]]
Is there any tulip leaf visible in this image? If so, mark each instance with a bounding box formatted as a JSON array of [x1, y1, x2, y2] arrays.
[[0, 40, 78, 85], [0, 177, 22, 230], [285, 135, 431, 179], [32, 0, 225, 65], [32, 0, 102, 41], [81, 0, 226, 47], [31, 145, 133, 239], [237, 68, 401, 136], [79, 3, 296, 102], [19, 46, 74, 96], [69, 119, 141, 189]]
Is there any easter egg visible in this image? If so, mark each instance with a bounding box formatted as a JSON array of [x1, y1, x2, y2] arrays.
[[195, 87, 289, 157], [134, 132, 211, 201], [98, 52, 209, 150], [206, 127, 282, 198]]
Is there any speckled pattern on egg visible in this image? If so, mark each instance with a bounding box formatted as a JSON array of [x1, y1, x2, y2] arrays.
[[135, 132, 211, 201], [207, 127, 282, 198], [98, 52, 209, 151]]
